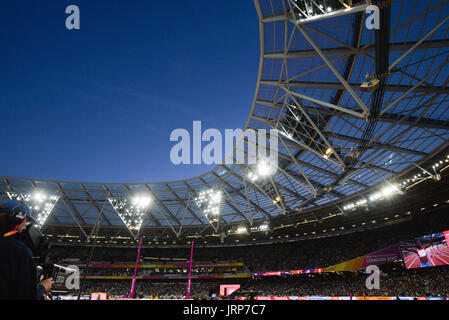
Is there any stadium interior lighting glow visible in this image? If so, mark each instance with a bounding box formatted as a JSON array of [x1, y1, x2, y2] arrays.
[[257, 161, 271, 176], [247, 159, 277, 183], [324, 147, 333, 159], [342, 153, 449, 212], [7, 191, 59, 227], [236, 226, 247, 234], [273, 195, 283, 205], [131, 196, 151, 209], [194, 189, 222, 222], [380, 184, 400, 197], [291, 0, 370, 23], [259, 224, 269, 232], [343, 185, 400, 211], [247, 171, 258, 182], [108, 195, 151, 233]]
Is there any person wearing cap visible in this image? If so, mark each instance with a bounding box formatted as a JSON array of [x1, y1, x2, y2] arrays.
[[0, 200, 54, 300]]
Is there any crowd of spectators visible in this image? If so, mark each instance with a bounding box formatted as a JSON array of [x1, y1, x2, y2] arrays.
[[48, 210, 449, 272], [245, 266, 449, 297], [47, 210, 449, 298], [79, 266, 449, 298]]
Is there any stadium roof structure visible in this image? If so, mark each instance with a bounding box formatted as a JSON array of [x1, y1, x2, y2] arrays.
[[2, 0, 449, 243]]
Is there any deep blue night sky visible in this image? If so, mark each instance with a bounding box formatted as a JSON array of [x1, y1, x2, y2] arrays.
[[0, 1, 259, 182]]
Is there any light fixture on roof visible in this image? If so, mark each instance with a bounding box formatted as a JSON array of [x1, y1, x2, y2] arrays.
[[236, 226, 248, 234], [290, 0, 371, 24], [108, 194, 151, 236], [7, 191, 59, 227], [273, 195, 283, 204], [343, 182, 403, 211], [131, 196, 151, 209], [380, 184, 401, 198], [257, 159, 276, 177], [194, 188, 222, 229], [246, 159, 277, 183], [247, 171, 258, 182]]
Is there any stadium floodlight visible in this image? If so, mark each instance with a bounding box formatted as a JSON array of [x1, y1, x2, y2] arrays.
[[108, 195, 151, 234], [343, 182, 404, 211], [290, 0, 371, 24], [369, 192, 382, 202], [247, 159, 277, 183], [323, 147, 333, 159], [247, 171, 258, 182], [236, 226, 248, 234], [7, 191, 59, 227], [273, 195, 283, 205], [380, 184, 401, 198], [194, 188, 222, 227], [361, 184, 402, 204], [257, 160, 276, 177], [259, 224, 269, 232], [131, 196, 151, 209]]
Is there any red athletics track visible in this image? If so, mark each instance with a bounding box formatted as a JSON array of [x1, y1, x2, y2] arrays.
[[403, 245, 449, 269]]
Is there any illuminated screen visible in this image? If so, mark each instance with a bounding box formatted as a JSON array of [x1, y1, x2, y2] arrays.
[[400, 231, 449, 269], [91, 292, 108, 300], [219, 284, 240, 296]]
